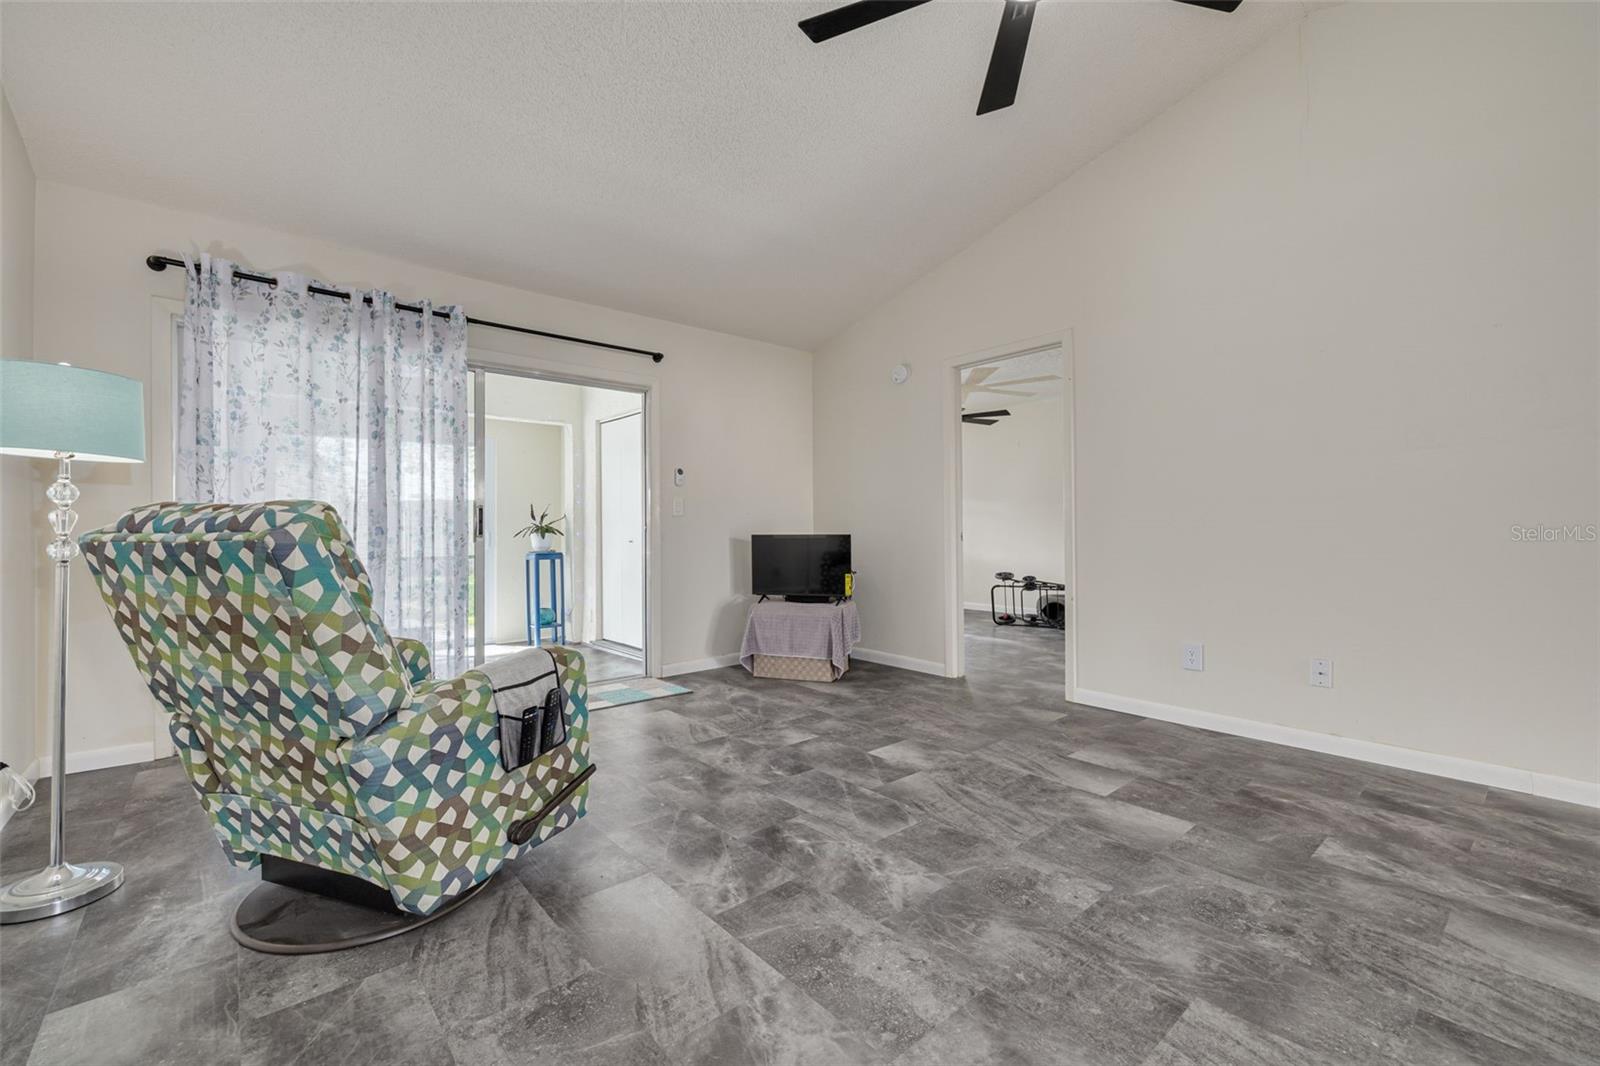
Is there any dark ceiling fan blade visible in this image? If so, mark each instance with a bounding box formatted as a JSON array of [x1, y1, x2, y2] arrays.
[[962, 409, 1012, 419], [798, 0, 934, 43], [976, 0, 1037, 116], [963, 417, 1001, 425], [1169, 0, 1243, 12]]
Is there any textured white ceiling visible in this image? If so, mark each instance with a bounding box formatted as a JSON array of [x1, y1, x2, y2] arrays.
[[2, 1, 1309, 349]]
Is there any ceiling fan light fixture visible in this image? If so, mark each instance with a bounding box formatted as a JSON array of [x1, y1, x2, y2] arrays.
[[800, 0, 1244, 114]]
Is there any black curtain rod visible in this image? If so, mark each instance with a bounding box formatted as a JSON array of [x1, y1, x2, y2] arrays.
[[145, 254, 664, 363]]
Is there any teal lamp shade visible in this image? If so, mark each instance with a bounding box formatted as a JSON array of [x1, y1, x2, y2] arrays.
[[0, 360, 145, 463]]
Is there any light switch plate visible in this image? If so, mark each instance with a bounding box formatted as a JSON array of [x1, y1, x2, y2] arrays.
[[672, 497, 685, 517]]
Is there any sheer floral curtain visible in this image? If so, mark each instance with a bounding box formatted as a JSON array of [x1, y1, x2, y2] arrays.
[[177, 254, 470, 673]]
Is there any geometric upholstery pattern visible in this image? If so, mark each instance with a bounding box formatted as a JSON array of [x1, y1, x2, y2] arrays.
[[347, 661, 591, 913], [395, 636, 434, 687], [80, 500, 590, 915]]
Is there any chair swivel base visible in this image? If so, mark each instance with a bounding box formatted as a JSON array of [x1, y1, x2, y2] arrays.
[[0, 860, 125, 924], [231, 856, 489, 955]]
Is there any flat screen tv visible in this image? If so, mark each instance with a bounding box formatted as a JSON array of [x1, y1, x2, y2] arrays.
[[752, 534, 851, 601]]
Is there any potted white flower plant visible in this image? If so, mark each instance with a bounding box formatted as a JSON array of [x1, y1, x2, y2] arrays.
[[515, 506, 566, 552]]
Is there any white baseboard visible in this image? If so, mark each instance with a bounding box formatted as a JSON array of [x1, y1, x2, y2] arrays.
[[36, 741, 156, 779], [962, 602, 991, 614], [1532, 773, 1600, 809], [661, 653, 742, 677], [1072, 688, 1600, 810], [852, 647, 950, 677]]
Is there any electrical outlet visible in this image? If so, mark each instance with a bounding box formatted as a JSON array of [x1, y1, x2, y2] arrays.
[[1310, 657, 1333, 688], [1182, 643, 1204, 671]]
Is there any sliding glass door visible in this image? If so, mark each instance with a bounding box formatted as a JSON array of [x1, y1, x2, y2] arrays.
[[467, 364, 649, 681], [468, 370, 487, 666]]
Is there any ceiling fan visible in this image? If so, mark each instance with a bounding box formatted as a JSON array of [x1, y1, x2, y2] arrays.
[[960, 364, 1062, 398], [798, 0, 1244, 115], [962, 408, 1012, 426]]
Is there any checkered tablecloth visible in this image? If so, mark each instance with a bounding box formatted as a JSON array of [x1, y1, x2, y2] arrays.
[[739, 599, 860, 679]]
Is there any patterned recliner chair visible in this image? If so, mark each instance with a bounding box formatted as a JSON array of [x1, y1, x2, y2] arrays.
[[80, 500, 592, 916]]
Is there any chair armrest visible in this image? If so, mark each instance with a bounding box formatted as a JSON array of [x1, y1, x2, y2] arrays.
[[394, 637, 432, 686], [342, 658, 591, 914]]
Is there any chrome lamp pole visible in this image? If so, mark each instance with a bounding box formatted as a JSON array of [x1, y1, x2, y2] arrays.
[[0, 361, 145, 924]]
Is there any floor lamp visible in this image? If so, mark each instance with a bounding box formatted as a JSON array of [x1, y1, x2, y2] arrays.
[[0, 360, 145, 923]]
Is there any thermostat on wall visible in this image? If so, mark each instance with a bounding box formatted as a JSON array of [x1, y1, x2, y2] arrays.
[[890, 363, 910, 385]]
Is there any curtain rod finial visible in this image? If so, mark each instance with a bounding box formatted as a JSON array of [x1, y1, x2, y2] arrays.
[[146, 255, 170, 272]]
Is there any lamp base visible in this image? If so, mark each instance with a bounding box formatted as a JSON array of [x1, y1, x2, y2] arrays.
[[0, 860, 124, 923], [1, 456, 127, 926]]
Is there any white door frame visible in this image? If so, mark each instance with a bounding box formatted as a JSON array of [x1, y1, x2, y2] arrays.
[[595, 409, 645, 652], [942, 330, 1077, 698], [467, 338, 660, 679]]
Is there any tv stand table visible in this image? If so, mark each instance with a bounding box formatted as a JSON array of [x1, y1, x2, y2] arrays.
[[740, 599, 860, 682]]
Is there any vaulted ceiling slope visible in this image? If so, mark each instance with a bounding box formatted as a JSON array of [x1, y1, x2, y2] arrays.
[[2, 1, 1307, 349]]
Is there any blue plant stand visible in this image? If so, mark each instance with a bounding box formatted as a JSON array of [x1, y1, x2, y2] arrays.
[[524, 550, 567, 647]]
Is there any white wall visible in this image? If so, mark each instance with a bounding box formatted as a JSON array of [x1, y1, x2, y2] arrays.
[[27, 180, 813, 768], [814, 3, 1599, 789], [962, 398, 1067, 609], [0, 90, 38, 792]]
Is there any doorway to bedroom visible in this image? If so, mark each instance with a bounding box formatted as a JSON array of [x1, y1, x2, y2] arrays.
[[954, 343, 1072, 692], [468, 369, 647, 683]]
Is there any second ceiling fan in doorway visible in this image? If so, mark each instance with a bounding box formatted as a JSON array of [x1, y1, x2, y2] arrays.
[[798, 0, 1244, 115]]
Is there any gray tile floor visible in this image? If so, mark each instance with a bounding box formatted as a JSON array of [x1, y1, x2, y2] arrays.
[[2, 612, 1597, 1064]]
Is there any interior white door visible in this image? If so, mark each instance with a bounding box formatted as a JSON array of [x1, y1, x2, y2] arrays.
[[599, 412, 644, 649]]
